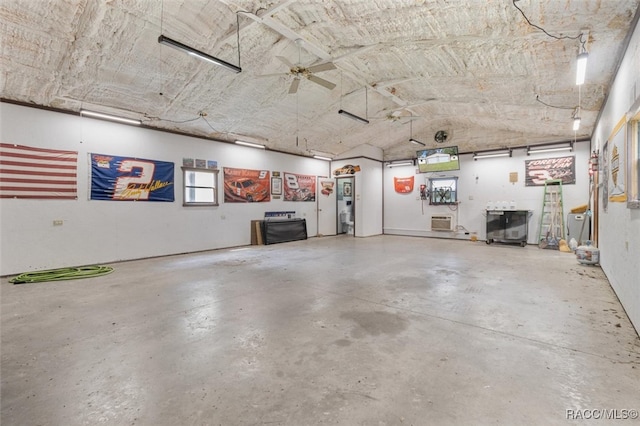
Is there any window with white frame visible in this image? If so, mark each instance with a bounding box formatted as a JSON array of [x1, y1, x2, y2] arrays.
[[182, 167, 219, 206]]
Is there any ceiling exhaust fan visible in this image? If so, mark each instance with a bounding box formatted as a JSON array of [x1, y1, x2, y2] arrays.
[[259, 39, 336, 94]]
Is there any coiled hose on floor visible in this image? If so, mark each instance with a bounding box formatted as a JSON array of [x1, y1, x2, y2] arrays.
[[9, 265, 114, 284]]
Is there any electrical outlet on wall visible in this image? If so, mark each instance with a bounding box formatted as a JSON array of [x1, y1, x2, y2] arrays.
[[53, 220, 63, 226]]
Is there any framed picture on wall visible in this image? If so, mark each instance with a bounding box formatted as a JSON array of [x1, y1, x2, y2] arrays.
[[271, 177, 282, 195], [343, 182, 352, 197]]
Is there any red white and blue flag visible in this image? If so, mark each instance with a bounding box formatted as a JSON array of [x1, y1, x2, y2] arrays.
[[0, 143, 78, 199]]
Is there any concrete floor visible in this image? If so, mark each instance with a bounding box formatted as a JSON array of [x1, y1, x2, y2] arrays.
[[1, 235, 639, 425]]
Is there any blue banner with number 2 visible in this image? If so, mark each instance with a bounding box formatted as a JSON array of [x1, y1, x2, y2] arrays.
[[90, 153, 174, 201]]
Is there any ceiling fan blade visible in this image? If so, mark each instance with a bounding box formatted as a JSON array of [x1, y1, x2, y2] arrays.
[[276, 56, 294, 69], [307, 62, 336, 73], [307, 74, 336, 90], [255, 73, 288, 79], [288, 77, 301, 94]]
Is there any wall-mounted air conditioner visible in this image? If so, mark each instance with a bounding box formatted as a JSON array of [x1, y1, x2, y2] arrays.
[[431, 215, 453, 231]]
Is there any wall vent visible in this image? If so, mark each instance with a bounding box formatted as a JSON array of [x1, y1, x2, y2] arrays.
[[431, 215, 453, 231]]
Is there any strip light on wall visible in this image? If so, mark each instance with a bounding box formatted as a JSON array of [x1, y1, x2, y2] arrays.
[[158, 35, 242, 74], [338, 109, 369, 124], [527, 143, 573, 155], [80, 110, 141, 125], [473, 150, 511, 160], [313, 155, 332, 161], [235, 140, 265, 149], [409, 138, 425, 146], [386, 160, 414, 168]]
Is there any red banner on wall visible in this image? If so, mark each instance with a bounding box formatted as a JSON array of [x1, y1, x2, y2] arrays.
[[394, 176, 415, 193], [0, 143, 78, 199], [223, 167, 270, 202]]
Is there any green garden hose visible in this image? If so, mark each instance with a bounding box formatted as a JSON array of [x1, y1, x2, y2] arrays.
[[9, 265, 114, 284]]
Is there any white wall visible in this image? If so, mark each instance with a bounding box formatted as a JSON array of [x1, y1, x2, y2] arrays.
[[384, 144, 591, 243], [591, 16, 640, 332], [0, 103, 329, 275]]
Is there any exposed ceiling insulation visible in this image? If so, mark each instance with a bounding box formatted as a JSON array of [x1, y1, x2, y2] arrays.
[[1, 0, 639, 160]]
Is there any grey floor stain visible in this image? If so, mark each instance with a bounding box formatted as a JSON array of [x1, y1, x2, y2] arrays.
[[341, 311, 409, 337]]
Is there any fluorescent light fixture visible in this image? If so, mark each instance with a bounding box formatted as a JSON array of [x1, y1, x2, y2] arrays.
[[573, 117, 581, 131], [158, 35, 242, 74], [527, 143, 573, 155], [409, 138, 425, 146], [80, 110, 141, 125], [473, 150, 511, 160], [338, 109, 369, 124], [235, 140, 265, 149], [576, 52, 588, 85], [386, 160, 413, 168], [313, 155, 332, 161]]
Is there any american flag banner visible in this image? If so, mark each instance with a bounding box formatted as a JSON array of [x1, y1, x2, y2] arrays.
[[0, 143, 78, 199]]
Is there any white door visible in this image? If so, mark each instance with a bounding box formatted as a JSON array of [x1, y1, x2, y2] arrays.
[[317, 177, 337, 236]]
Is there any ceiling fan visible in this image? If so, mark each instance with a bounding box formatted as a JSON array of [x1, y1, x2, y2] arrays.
[[259, 39, 337, 94], [371, 109, 421, 124]]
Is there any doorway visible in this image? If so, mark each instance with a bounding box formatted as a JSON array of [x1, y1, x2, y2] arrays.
[[336, 177, 355, 235]]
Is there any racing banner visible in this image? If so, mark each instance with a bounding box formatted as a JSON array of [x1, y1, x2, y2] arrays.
[[394, 176, 415, 193], [90, 153, 174, 201], [283, 172, 316, 201], [525, 156, 575, 186], [223, 167, 270, 203]]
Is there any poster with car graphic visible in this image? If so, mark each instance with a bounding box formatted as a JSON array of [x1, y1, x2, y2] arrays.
[[223, 167, 270, 203], [283, 172, 316, 201]]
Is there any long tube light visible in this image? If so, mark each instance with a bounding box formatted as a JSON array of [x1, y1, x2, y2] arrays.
[[338, 109, 369, 124], [576, 52, 588, 85], [473, 151, 511, 160], [387, 160, 413, 168], [527, 144, 573, 155], [235, 140, 265, 149], [158, 35, 242, 74], [409, 138, 425, 146], [313, 155, 332, 161], [80, 110, 141, 125]]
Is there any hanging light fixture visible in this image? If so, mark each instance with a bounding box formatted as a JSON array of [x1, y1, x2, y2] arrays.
[[576, 52, 588, 85], [80, 110, 141, 125], [338, 109, 369, 124], [573, 117, 581, 131], [235, 140, 265, 149], [158, 35, 242, 73]]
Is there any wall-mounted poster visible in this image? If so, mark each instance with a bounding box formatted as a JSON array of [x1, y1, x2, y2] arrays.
[[394, 176, 415, 193], [319, 179, 334, 196], [524, 156, 575, 186], [0, 143, 78, 199], [607, 121, 627, 203], [343, 182, 352, 197], [90, 153, 174, 201], [602, 141, 609, 212], [283, 172, 316, 201], [223, 167, 270, 202]]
